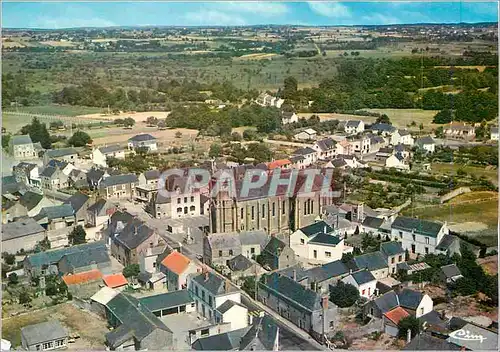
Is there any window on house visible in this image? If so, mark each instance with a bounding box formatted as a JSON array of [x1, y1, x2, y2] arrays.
[[412, 234, 416, 241], [184, 197, 188, 203], [219, 250, 223, 257], [329, 321, 334, 328], [325, 252, 331, 258], [399, 231, 403, 236], [391, 257, 395, 264], [55, 340, 65, 347], [425, 237, 429, 244], [35, 345, 41, 351], [43, 342, 53, 350], [310, 200, 314, 214], [425, 247, 429, 255], [313, 250, 317, 259], [191, 196, 194, 202], [398, 255, 403, 262], [282, 200, 286, 215], [300, 239, 305, 245], [241, 208, 244, 219], [201, 328, 210, 337], [184, 207, 188, 214], [177, 198, 181, 204], [411, 244, 416, 254], [362, 289, 366, 296], [190, 205, 195, 212], [177, 207, 182, 213], [420, 308, 424, 315], [250, 247, 255, 254], [229, 250, 233, 256], [272, 202, 275, 217], [201, 291, 205, 300], [262, 204, 265, 218], [251, 206, 255, 220], [392, 267, 396, 274], [304, 201, 307, 215]]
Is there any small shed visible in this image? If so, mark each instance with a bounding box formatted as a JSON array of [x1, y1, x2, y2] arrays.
[[383, 306, 410, 337], [439, 264, 463, 284]]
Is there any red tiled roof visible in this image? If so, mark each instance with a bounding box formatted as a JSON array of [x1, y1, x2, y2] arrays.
[[161, 251, 191, 275], [268, 159, 291, 169], [384, 306, 410, 325], [102, 273, 128, 288], [62, 269, 102, 285]]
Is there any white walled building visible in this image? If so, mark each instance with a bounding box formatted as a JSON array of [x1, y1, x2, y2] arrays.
[[341, 270, 377, 299], [290, 221, 344, 263], [391, 216, 448, 256]]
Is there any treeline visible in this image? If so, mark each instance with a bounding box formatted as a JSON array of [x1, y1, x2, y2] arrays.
[[2, 73, 48, 108], [166, 104, 282, 136]]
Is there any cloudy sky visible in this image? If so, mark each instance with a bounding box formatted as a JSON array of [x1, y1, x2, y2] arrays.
[[2, 1, 498, 29]]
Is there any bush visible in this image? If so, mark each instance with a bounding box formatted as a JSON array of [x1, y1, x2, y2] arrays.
[[397, 316, 422, 339], [123, 264, 140, 278], [8, 272, 19, 285], [3, 252, 15, 265], [329, 281, 359, 308]]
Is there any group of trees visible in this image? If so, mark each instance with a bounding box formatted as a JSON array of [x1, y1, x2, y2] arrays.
[[20, 117, 51, 149]]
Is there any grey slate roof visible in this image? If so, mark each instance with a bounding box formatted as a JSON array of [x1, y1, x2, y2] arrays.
[[87, 168, 105, 183], [19, 191, 44, 211], [114, 221, 154, 250], [47, 159, 68, 169], [398, 129, 411, 136], [25, 241, 106, 269], [309, 232, 342, 246], [239, 230, 268, 247], [105, 292, 171, 346], [370, 123, 396, 133], [228, 254, 254, 272], [192, 271, 240, 296], [260, 272, 325, 312], [139, 290, 193, 312], [331, 158, 348, 168], [440, 264, 462, 279], [58, 247, 111, 272], [2, 218, 45, 241], [37, 204, 74, 220], [447, 323, 498, 351], [304, 259, 351, 283], [216, 300, 247, 314], [40, 166, 57, 178], [416, 136, 435, 146], [353, 251, 387, 271], [346, 120, 362, 127], [21, 321, 67, 346], [143, 169, 160, 180], [373, 291, 399, 313], [398, 288, 424, 310], [11, 134, 33, 145], [293, 147, 316, 156], [351, 270, 376, 285], [404, 333, 461, 351], [45, 148, 78, 158], [64, 192, 90, 213], [99, 145, 124, 154], [300, 221, 333, 238], [362, 216, 384, 230], [192, 327, 249, 350], [239, 315, 279, 351], [380, 241, 405, 257], [315, 138, 336, 151], [289, 155, 305, 163], [392, 216, 444, 238], [100, 173, 138, 188], [129, 134, 156, 142]]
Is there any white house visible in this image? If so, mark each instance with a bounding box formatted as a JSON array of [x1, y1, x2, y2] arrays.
[[391, 216, 449, 256], [290, 221, 345, 263], [92, 145, 126, 167], [215, 300, 249, 331], [341, 270, 377, 299], [348, 135, 371, 154], [443, 123, 476, 140], [312, 138, 337, 159], [490, 126, 499, 141], [9, 135, 38, 160], [336, 140, 353, 155], [160, 250, 200, 291], [188, 271, 248, 332], [294, 128, 317, 141], [291, 147, 318, 167], [344, 120, 365, 135], [415, 136, 436, 153], [385, 154, 409, 171], [128, 134, 158, 151], [282, 111, 299, 125], [256, 93, 284, 109], [398, 130, 414, 146]]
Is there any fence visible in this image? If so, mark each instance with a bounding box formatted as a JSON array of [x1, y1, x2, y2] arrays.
[[440, 187, 471, 203]]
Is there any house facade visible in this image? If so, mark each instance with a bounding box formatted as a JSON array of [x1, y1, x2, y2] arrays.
[[128, 134, 158, 151], [160, 250, 199, 291], [341, 270, 377, 299], [391, 216, 448, 256], [9, 135, 38, 160], [43, 148, 78, 166], [21, 321, 68, 351], [344, 120, 364, 135], [98, 174, 139, 200], [290, 221, 344, 263], [92, 145, 126, 167]]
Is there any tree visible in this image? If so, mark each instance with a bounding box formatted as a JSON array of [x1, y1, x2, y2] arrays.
[[68, 131, 92, 147], [175, 131, 183, 138], [3, 252, 15, 265], [8, 272, 19, 285], [283, 76, 298, 100], [146, 116, 158, 126], [123, 264, 140, 278], [433, 109, 453, 124], [375, 114, 391, 125], [329, 281, 359, 308], [19, 289, 31, 305], [123, 117, 135, 128], [69, 225, 86, 245], [20, 118, 51, 149], [241, 276, 257, 299], [49, 120, 64, 130], [231, 132, 242, 141], [397, 316, 422, 339], [435, 126, 444, 138], [243, 129, 257, 141], [2, 134, 10, 150], [209, 143, 222, 158], [419, 123, 424, 131]]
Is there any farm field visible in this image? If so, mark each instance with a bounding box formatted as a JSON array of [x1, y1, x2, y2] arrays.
[[297, 112, 378, 124], [2, 303, 108, 349], [363, 108, 439, 130], [404, 192, 498, 246], [4, 105, 104, 117], [430, 163, 498, 185], [78, 110, 170, 122]]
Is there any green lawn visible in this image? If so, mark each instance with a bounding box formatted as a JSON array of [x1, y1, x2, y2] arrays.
[[4, 105, 103, 116], [363, 108, 439, 130], [431, 163, 498, 186]]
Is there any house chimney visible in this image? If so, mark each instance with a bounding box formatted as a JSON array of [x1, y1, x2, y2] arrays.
[[248, 313, 253, 325], [293, 269, 297, 281], [349, 269, 352, 275], [204, 271, 209, 282], [225, 279, 230, 293], [375, 288, 380, 296], [406, 328, 412, 344]]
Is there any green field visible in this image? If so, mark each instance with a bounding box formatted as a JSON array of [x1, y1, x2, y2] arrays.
[[404, 198, 498, 246], [363, 108, 439, 130], [431, 163, 498, 186], [4, 105, 103, 116]]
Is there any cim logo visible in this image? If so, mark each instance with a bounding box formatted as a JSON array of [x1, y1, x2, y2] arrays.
[[449, 329, 487, 343]]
